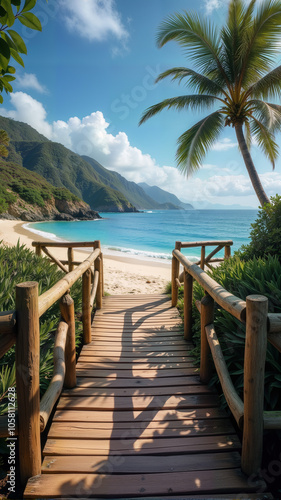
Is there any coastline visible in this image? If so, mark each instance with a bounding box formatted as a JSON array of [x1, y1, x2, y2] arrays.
[[0, 220, 171, 295]]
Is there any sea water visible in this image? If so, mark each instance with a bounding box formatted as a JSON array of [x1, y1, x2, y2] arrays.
[[26, 209, 258, 263]]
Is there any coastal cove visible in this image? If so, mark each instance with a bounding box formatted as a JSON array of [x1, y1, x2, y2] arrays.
[[26, 209, 258, 262]]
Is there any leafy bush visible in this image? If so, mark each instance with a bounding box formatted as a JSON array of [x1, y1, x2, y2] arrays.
[[0, 242, 84, 414], [12, 182, 45, 207], [188, 255, 281, 411], [238, 195, 281, 260]]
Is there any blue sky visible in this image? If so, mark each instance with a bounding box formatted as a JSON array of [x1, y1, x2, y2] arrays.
[[1, 0, 281, 208]]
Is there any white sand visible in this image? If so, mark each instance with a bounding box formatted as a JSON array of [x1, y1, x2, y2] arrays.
[[0, 220, 171, 295]]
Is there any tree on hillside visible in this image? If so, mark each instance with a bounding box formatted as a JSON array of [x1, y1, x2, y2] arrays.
[[140, 0, 281, 206], [0, 129, 9, 157], [0, 0, 42, 103]]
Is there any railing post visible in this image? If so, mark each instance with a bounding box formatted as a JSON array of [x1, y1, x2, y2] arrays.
[[59, 293, 76, 388], [16, 282, 41, 485], [82, 269, 92, 344], [35, 245, 41, 257], [242, 295, 268, 476], [172, 241, 181, 307], [68, 247, 74, 272], [200, 246, 205, 270], [94, 241, 103, 309], [200, 292, 214, 384], [224, 245, 231, 260], [184, 270, 193, 340]]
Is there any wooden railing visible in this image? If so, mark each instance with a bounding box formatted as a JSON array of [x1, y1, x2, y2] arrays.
[[0, 240, 103, 485], [172, 241, 281, 477]]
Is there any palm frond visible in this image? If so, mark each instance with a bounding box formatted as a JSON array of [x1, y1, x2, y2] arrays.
[[251, 99, 281, 132], [176, 112, 224, 174], [250, 115, 279, 168], [240, 0, 281, 87], [139, 95, 220, 125], [248, 65, 281, 99], [156, 11, 225, 81], [221, 0, 248, 83], [155, 67, 227, 96]]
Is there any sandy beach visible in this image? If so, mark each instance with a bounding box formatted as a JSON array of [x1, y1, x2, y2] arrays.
[[0, 220, 171, 295]]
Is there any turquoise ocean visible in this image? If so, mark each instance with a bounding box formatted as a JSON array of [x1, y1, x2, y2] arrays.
[[26, 210, 258, 263]]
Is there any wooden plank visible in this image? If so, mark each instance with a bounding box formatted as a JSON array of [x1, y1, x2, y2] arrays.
[[53, 408, 228, 423], [41, 451, 241, 473], [61, 384, 213, 397], [76, 360, 195, 370], [36, 495, 272, 500], [43, 434, 241, 456], [82, 345, 192, 353], [24, 469, 255, 498], [88, 339, 188, 346], [90, 329, 183, 336], [83, 345, 191, 352], [48, 419, 235, 439], [75, 375, 202, 388], [75, 367, 198, 378], [57, 394, 219, 411], [78, 354, 193, 362]]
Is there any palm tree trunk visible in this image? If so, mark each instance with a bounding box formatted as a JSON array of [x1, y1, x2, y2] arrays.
[[235, 122, 270, 206]]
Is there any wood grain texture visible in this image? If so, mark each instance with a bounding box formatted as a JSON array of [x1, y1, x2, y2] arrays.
[[24, 293, 266, 498]]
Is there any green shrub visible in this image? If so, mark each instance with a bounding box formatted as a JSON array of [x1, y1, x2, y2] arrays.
[[238, 195, 281, 260], [188, 255, 281, 411], [0, 242, 84, 414]]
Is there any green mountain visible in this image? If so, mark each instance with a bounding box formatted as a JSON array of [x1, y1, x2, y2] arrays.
[[81, 155, 160, 210], [0, 159, 100, 221], [138, 182, 193, 210], [8, 139, 137, 213], [0, 116, 193, 212]]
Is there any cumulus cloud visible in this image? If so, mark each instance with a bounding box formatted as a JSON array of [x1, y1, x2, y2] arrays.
[[0, 92, 52, 138], [15, 73, 48, 94], [59, 0, 129, 43], [1, 91, 280, 208], [204, 0, 224, 14], [212, 138, 237, 151]]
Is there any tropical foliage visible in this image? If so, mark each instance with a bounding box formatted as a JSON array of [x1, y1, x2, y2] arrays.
[[0, 242, 84, 416], [238, 194, 281, 260], [0, 159, 80, 214], [0, 0, 42, 102], [174, 255, 281, 412], [0, 130, 9, 158], [140, 0, 281, 206]]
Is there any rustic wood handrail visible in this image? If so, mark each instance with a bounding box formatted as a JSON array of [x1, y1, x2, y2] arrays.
[[40, 320, 68, 431], [172, 241, 280, 477], [0, 240, 104, 486], [38, 247, 101, 317], [205, 324, 244, 428], [0, 311, 16, 357], [172, 249, 246, 321]]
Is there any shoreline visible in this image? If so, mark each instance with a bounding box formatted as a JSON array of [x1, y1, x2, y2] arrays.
[[0, 220, 171, 294]]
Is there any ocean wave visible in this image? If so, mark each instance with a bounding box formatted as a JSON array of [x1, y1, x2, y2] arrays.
[[23, 224, 65, 242], [103, 246, 200, 263], [105, 245, 171, 261]]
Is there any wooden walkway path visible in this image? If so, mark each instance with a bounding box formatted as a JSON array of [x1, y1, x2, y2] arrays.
[[24, 294, 265, 499]]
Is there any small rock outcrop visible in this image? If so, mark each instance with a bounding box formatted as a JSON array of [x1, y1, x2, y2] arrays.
[[1, 197, 101, 222]]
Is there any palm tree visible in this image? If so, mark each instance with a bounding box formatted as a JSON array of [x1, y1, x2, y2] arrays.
[[0, 130, 9, 158], [139, 0, 281, 206]]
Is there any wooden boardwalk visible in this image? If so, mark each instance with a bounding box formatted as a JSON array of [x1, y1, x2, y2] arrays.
[[24, 294, 265, 499]]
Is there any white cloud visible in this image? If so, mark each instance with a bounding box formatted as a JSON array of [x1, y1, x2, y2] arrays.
[[1, 92, 280, 208], [204, 0, 224, 14], [0, 92, 52, 138], [59, 0, 129, 43], [212, 138, 237, 151], [15, 73, 48, 94]]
